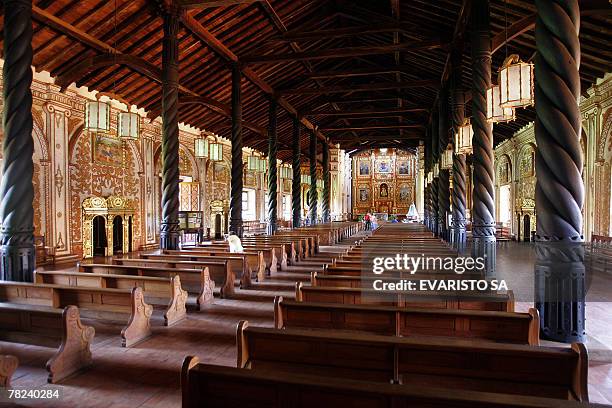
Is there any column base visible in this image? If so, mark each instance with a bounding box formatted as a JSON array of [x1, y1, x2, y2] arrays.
[[471, 223, 496, 278], [229, 219, 243, 237], [0, 243, 35, 282], [535, 241, 586, 343], [453, 227, 467, 253], [160, 222, 180, 250]]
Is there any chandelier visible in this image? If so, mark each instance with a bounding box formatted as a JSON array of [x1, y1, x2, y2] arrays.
[[499, 54, 534, 109], [194, 138, 209, 158]]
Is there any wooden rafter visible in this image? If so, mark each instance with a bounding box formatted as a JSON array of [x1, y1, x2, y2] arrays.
[[302, 108, 428, 117], [280, 80, 438, 96], [177, 0, 261, 9], [321, 125, 424, 132]]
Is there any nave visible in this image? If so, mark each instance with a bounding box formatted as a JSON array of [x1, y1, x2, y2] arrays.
[[1, 223, 611, 407]]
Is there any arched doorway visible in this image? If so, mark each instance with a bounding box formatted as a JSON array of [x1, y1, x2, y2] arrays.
[[113, 216, 123, 255], [93, 215, 106, 256], [214, 214, 222, 239], [523, 215, 531, 242], [128, 216, 133, 253]]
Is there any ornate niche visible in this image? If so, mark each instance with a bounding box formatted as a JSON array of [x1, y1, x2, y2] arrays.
[[82, 196, 135, 258], [210, 199, 229, 239]]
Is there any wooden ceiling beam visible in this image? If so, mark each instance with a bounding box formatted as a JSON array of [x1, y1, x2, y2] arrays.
[[303, 66, 416, 79], [303, 108, 428, 116], [321, 125, 424, 132], [178, 0, 261, 9], [266, 23, 415, 43], [242, 40, 448, 64], [490, 0, 611, 54], [181, 10, 327, 144], [280, 80, 438, 96]]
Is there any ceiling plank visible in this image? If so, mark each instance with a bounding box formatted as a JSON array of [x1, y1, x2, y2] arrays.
[[181, 10, 327, 143], [267, 23, 416, 42], [321, 125, 424, 131]]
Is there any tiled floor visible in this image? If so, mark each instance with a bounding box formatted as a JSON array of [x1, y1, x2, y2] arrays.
[[2, 240, 612, 407]]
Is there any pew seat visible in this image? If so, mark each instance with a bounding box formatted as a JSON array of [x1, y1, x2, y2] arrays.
[[34, 270, 188, 326], [237, 321, 588, 401], [0, 304, 94, 383], [274, 296, 539, 345], [182, 358, 601, 408], [0, 281, 152, 347]]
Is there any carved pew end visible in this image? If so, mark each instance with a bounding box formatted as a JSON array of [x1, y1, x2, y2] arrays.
[[181, 356, 200, 408], [164, 276, 188, 327], [46, 306, 95, 384], [121, 287, 153, 347], [196, 267, 215, 310], [0, 355, 19, 388]]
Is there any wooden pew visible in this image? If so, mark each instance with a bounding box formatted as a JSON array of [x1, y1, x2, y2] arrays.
[[0, 354, 18, 387], [274, 296, 539, 345], [34, 271, 187, 326], [111, 258, 232, 299], [0, 281, 152, 347], [242, 236, 302, 262], [182, 358, 599, 408], [137, 253, 254, 289], [296, 282, 515, 312], [162, 249, 266, 283], [236, 321, 588, 401], [0, 304, 94, 383], [185, 243, 284, 272], [80, 262, 215, 307], [275, 232, 317, 255]]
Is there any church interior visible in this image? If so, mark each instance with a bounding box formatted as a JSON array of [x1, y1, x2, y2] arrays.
[[0, 0, 611, 407]]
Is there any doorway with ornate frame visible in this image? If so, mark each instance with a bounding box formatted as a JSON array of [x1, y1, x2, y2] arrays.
[[82, 196, 135, 258]]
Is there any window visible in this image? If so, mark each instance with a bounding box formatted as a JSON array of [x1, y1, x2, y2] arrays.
[[242, 189, 256, 221], [242, 190, 249, 211]]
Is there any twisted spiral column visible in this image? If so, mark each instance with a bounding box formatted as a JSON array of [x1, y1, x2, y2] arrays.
[[267, 99, 278, 235], [309, 131, 318, 224], [439, 169, 451, 241], [0, 0, 35, 281], [322, 142, 330, 223], [534, 0, 585, 343], [291, 118, 302, 228], [423, 184, 430, 230], [470, 0, 496, 274], [431, 176, 439, 236], [159, 9, 181, 250], [452, 154, 467, 252], [229, 63, 243, 237]]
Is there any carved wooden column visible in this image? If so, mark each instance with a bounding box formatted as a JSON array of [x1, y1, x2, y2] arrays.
[[438, 86, 451, 241], [322, 142, 331, 223], [309, 131, 318, 224], [431, 114, 439, 236], [0, 0, 35, 282], [291, 118, 301, 228], [451, 48, 467, 252], [534, 0, 585, 342], [229, 63, 243, 237], [470, 0, 496, 275], [159, 7, 181, 250], [267, 99, 278, 235]]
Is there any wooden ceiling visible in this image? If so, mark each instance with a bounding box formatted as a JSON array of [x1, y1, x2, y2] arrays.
[[1, 0, 610, 160]]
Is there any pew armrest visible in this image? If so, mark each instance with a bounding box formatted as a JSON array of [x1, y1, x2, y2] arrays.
[[181, 356, 200, 408], [571, 342, 589, 402], [0, 355, 18, 388], [196, 267, 215, 309], [236, 320, 249, 368], [527, 308, 540, 346], [295, 282, 303, 302], [273, 296, 284, 329], [121, 287, 153, 347]]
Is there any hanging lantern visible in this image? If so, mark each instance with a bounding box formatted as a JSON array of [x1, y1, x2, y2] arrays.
[[85, 99, 110, 133], [427, 171, 433, 184], [441, 145, 453, 170], [194, 138, 209, 158], [247, 154, 260, 171], [258, 157, 268, 173], [280, 164, 293, 180], [499, 54, 534, 109], [209, 142, 223, 161], [455, 119, 473, 155], [486, 84, 515, 123], [433, 162, 439, 178], [316, 179, 323, 189], [117, 111, 140, 140], [301, 174, 311, 184]]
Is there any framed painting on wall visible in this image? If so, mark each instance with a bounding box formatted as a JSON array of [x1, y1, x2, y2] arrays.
[[92, 135, 124, 167], [358, 187, 369, 203], [358, 159, 370, 176], [397, 159, 410, 176], [398, 185, 411, 202], [377, 159, 392, 174]]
